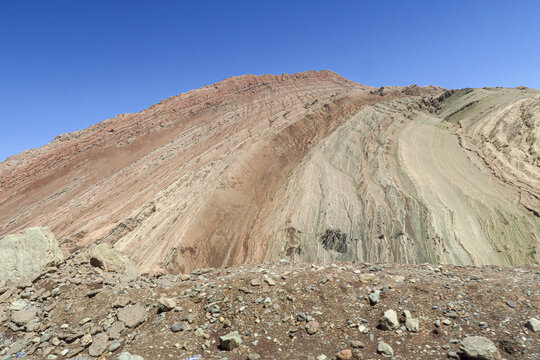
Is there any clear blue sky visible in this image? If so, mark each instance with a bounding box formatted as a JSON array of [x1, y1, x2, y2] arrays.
[[1, 1, 539, 161]]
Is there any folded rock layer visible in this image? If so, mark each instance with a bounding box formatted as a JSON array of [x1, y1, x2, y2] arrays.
[[0, 71, 538, 273]]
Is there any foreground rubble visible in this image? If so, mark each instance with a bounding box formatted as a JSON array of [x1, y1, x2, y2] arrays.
[[0, 256, 538, 359]]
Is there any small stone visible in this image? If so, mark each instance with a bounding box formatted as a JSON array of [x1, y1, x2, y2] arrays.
[[505, 300, 515, 308], [11, 309, 36, 326], [264, 277, 275, 286], [359, 274, 375, 283], [459, 336, 501, 360], [316, 356, 327, 360], [219, 331, 242, 351], [117, 304, 147, 328], [79, 317, 92, 325], [171, 322, 184, 332], [40, 333, 52, 343], [112, 297, 131, 308], [525, 317, 540, 332], [80, 334, 92, 347], [250, 279, 261, 287], [350, 340, 365, 348], [246, 354, 261, 360], [89, 332, 108, 357], [116, 352, 144, 360], [306, 321, 320, 335], [108, 321, 126, 339], [10, 299, 27, 311], [377, 341, 394, 357], [379, 309, 399, 330], [157, 297, 176, 312], [368, 290, 380, 305], [109, 339, 121, 352], [405, 318, 419, 332], [336, 349, 352, 360], [90, 255, 105, 269], [86, 289, 100, 298]]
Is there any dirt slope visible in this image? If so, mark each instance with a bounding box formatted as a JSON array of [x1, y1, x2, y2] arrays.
[[0, 72, 538, 273]]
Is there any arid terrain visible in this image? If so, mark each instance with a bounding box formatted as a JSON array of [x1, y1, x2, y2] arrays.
[[0, 71, 539, 359], [0, 252, 539, 359], [0, 71, 538, 274]]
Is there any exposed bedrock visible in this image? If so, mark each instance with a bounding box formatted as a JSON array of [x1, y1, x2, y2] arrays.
[[0, 72, 538, 273]]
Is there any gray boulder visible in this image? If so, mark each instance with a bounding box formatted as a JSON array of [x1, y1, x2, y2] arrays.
[[459, 336, 501, 360], [0, 227, 63, 286]]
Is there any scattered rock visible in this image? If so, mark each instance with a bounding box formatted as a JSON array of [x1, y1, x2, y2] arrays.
[[40, 332, 52, 343], [116, 352, 144, 360], [377, 341, 394, 357], [80, 333, 93, 347], [405, 317, 419, 332], [306, 320, 320, 335], [171, 322, 184, 332], [157, 297, 176, 312], [379, 309, 399, 330], [459, 336, 501, 360], [219, 331, 242, 351], [117, 304, 147, 328], [88, 332, 108, 357], [359, 274, 375, 283], [526, 317, 540, 332], [109, 339, 121, 352], [350, 340, 365, 348], [368, 290, 380, 305], [11, 309, 36, 326], [108, 321, 126, 339], [336, 349, 352, 360]]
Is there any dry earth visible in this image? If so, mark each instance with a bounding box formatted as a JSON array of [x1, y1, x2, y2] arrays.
[[0, 256, 539, 359]]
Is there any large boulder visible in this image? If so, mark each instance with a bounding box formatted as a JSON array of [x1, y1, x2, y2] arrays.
[[459, 336, 501, 360], [0, 227, 63, 286]]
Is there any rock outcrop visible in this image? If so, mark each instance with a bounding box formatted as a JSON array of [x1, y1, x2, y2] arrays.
[[0, 71, 538, 274], [0, 227, 63, 286]]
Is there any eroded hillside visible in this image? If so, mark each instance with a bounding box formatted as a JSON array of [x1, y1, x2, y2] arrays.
[[0, 72, 538, 273]]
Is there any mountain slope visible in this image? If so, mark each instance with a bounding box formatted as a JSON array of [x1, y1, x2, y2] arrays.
[[0, 71, 538, 273]]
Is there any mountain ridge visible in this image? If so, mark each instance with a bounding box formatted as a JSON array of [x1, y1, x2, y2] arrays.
[[0, 71, 537, 274]]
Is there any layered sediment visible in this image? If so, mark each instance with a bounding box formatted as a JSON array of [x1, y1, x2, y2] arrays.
[[0, 72, 538, 273]]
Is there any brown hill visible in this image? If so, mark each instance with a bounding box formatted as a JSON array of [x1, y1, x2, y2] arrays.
[[0, 71, 538, 274]]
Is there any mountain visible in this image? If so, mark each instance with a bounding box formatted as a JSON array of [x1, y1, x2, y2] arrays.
[[0, 71, 538, 274]]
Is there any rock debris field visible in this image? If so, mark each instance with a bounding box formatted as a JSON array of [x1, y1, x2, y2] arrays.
[[0, 255, 539, 359]]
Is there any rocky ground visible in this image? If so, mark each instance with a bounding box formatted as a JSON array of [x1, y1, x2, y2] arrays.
[[0, 255, 539, 360]]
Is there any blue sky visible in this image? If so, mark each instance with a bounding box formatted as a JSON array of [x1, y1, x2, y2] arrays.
[[1, 1, 539, 161]]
